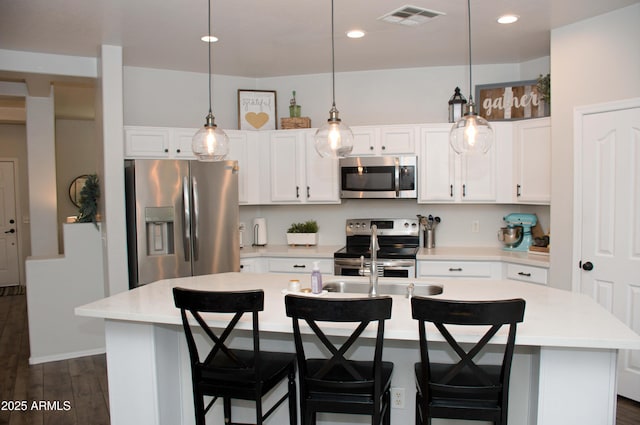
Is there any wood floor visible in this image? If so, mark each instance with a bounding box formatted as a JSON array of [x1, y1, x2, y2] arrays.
[[0, 292, 109, 425], [1, 291, 639, 425]]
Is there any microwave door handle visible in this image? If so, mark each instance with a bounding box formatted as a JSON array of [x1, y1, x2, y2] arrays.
[[394, 157, 400, 197], [182, 176, 191, 262]]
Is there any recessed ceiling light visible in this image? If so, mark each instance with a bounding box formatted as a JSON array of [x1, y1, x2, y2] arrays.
[[347, 30, 365, 39], [200, 35, 219, 43], [497, 14, 519, 24]]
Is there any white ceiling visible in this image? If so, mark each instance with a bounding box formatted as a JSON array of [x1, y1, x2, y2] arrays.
[[1, 0, 638, 78]]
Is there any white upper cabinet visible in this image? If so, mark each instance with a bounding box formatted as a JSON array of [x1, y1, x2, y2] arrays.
[[418, 124, 496, 203], [351, 125, 416, 156], [268, 130, 340, 204], [124, 126, 197, 159], [227, 130, 262, 205], [513, 117, 551, 204]]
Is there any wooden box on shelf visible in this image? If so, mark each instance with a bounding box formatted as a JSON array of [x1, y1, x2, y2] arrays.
[[281, 117, 311, 129]]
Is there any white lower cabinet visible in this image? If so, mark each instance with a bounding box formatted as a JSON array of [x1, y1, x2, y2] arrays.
[[504, 263, 548, 285], [266, 258, 333, 274], [417, 260, 501, 279], [239, 257, 265, 273]]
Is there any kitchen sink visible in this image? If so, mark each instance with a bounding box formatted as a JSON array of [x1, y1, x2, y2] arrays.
[[322, 280, 442, 297]]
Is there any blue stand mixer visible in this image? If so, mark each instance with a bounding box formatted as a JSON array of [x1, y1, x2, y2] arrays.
[[499, 213, 538, 251]]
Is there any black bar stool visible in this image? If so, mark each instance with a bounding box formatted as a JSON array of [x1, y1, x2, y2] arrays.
[[411, 297, 525, 425], [173, 288, 297, 425], [285, 294, 393, 425]]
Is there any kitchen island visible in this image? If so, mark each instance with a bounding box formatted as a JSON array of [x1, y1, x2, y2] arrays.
[[76, 273, 640, 425]]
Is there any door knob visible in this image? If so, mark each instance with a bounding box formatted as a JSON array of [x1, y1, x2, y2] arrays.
[[4, 229, 15, 234], [581, 261, 594, 271]]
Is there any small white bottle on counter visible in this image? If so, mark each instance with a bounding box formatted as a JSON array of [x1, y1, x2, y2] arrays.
[[311, 262, 323, 294]]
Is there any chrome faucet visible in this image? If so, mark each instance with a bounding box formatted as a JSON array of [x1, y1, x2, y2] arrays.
[[369, 224, 380, 297]]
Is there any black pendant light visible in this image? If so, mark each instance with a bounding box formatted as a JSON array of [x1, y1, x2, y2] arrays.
[[314, 0, 354, 158], [192, 0, 229, 161], [449, 0, 493, 155]]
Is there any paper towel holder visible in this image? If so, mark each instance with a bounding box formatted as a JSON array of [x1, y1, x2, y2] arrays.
[[252, 218, 267, 246]]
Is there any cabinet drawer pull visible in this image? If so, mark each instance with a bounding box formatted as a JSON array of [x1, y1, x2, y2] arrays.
[[517, 272, 532, 277], [293, 264, 306, 268], [449, 268, 463, 272]]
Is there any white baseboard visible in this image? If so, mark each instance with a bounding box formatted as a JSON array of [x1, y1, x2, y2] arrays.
[[29, 346, 106, 365]]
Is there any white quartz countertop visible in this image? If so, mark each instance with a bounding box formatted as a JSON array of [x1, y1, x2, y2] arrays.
[[76, 272, 639, 350], [241, 245, 549, 267]]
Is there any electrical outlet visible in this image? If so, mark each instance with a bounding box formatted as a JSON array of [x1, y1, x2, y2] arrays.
[[472, 220, 480, 233], [391, 387, 405, 409]]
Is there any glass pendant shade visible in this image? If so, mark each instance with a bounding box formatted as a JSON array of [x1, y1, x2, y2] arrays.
[[192, 112, 229, 161], [314, 107, 354, 158], [449, 102, 493, 155]]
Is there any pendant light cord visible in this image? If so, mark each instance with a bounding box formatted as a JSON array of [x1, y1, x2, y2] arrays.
[[467, 0, 473, 101], [207, 0, 213, 115], [331, 0, 336, 108]]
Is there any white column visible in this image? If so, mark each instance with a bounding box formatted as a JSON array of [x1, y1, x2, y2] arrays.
[[98, 45, 129, 296], [25, 87, 59, 256]]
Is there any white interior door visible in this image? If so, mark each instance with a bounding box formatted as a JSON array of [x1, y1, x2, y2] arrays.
[[579, 105, 640, 401], [0, 161, 20, 286]]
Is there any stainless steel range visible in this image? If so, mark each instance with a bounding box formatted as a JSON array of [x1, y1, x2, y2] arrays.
[[334, 218, 420, 278]]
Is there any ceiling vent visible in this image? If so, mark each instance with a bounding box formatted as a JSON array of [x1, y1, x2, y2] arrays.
[[378, 5, 445, 26]]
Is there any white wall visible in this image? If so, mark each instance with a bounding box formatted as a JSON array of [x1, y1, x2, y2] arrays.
[[550, 3, 640, 290], [123, 60, 550, 129], [240, 202, 550, 247], [55, 118, 98, 252]]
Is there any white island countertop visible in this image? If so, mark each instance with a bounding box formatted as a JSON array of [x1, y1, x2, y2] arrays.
[[76, 272, 637, 350], [76, 273, 640, 425]]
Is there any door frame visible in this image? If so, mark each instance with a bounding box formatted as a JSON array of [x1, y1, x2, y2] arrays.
[[572, 97, 640, 291], [0, 158, 24, 286]]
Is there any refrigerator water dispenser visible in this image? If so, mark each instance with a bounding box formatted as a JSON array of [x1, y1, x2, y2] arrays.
[[145, 207, 175, 255]]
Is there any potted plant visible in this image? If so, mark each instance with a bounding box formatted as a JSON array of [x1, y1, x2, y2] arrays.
[[76, 173, 100, 229], [286, 220, 319, 246]]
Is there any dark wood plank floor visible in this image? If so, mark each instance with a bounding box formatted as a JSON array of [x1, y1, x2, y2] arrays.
[[1, 291, 639, 424], [0, 292, 109, 425]]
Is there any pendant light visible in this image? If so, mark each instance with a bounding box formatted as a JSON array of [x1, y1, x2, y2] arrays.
[[314, 0, 354, 158], [449, 0, 493, 155], [192, 0, 229, 161]]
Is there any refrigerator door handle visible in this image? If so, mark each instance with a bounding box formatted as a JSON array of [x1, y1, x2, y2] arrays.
[[182, 176, 191, 262], [192, 176, 200, 262]]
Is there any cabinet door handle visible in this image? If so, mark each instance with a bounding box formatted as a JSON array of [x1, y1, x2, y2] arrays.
[[370, 146, 374, 150], [164, 148, 169, 153], [381, 145, 386, 150], [307, 186, 310, 198], [176, 148, 181, 153], [296, 186, 300, 198], [293, 264, 306, 268], [450, 185, 454, 197], [462, 184, 466, 197], [517, 184, 522, 197], [518, 272, 531, 277], [449, 267, 463, 272]]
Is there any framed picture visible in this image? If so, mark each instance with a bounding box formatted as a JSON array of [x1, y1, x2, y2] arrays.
[[475, 80, 549, 121], [238, 90, 277, 130]]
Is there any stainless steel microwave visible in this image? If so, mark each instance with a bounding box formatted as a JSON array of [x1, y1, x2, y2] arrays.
[[339, 156, 417, 199]]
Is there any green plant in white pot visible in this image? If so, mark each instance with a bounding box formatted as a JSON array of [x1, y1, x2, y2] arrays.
[[286, 220, 319, 246]]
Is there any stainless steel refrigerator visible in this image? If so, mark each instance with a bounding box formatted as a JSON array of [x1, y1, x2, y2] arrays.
[[125, 159, 240, 288]]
